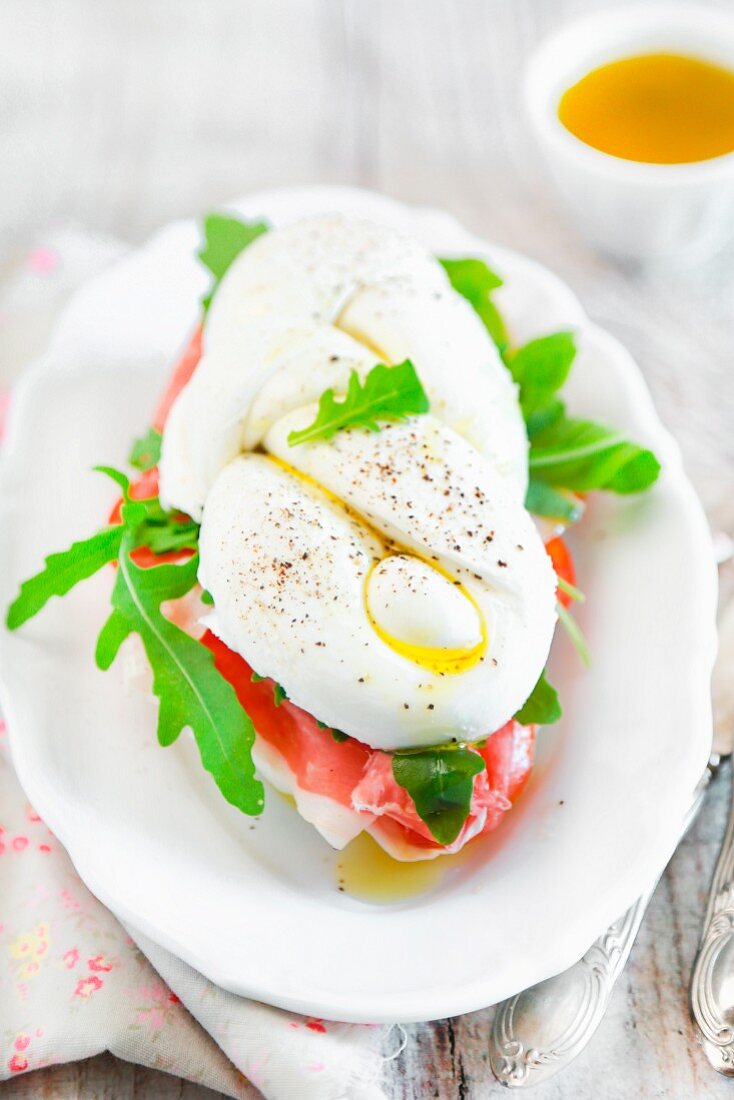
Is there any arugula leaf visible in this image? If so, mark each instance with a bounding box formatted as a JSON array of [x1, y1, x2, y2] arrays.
[[6, 526, 123, 630], [529, 417, 661, 493], [507, 332, 576, 418], [524, 400, 565, 441], [129, 427, 162, 472], [288, 361, 429, 446], [557, 576, 585, 604], [199, 214, 268, 310], [96, 539, 264, 814], [249, 671, 290, 708], [440, 257, 509, 356], [525, 479, 582, 524], [557, 602, 591, 667], [392, 746, 486, 845], [442, 254, 660, 505], [514, 670, 562, 725], [5, 464, 198, 629], [137, 521, 200, 555], [132, 497, 200, 555], [315, 719, 349, 741], [6, 456, 264, 817], [94, 465, 131, 495]]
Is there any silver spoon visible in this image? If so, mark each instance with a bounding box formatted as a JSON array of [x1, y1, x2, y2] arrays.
[[689, 598, 734, 1073]]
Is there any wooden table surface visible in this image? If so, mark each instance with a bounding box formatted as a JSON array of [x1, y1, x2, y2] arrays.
[[1, 0, 733, 1096]]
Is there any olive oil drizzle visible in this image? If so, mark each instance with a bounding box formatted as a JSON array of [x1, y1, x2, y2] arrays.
[[559, 52, 734, 164]]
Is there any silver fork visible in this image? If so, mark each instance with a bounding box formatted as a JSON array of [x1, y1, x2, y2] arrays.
[[489, 562, 732, 1089], [489, 771, 716, 1087]]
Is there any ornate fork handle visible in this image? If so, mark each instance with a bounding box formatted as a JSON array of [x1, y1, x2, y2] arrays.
[[690, 762, 734, 1074], [490, 773, 712, 1088]]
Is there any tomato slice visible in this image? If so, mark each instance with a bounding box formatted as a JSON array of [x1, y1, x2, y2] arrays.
[[545, 536, 576, 608], [153, 325, 203, 433]]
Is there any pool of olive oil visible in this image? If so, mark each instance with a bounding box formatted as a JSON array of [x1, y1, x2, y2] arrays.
[[337, 833, 469, 903], [558, 52, 734, 164]]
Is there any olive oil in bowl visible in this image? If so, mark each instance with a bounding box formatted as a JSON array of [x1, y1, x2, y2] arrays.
[[559, 52, 734, 164]]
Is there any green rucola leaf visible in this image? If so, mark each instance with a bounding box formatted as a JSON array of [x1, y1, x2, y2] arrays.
[[440, 257, 510, 356], [129, 427, 162, 472], [6, 525, 123, 630], [529, 417, 661, 493], [507, 332, 576, 418], [514, 670, 562, 726], [136, 518, 200, 555], [524, 399, 565, 441], [132, 496, 200, 555], [199, 214, 269, 310], [557, 576, 585, 604], [93, 465, 131, 496], [557, 602, 591, 668], [288, 360, 430, 446], [316, 719, 349, 741], [96, 541, 264, 815], [525, 479, 583, 524], [392, 745, 486, 845]]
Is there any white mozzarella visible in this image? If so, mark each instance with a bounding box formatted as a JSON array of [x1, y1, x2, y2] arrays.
[[339, 282, 528, 492], [198, 415, 556, 750], [159, 319, 376, 516], [159, 214, 526, 519]]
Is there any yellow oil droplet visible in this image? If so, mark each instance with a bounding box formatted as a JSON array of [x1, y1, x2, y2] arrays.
[[337, 832, 456, 903]]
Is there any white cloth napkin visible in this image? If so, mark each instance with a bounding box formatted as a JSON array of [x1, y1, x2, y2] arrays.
[[0, 230, 392, 1099]]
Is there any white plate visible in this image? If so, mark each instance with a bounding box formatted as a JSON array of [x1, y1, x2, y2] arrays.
[[0, 186, 717, 1023]]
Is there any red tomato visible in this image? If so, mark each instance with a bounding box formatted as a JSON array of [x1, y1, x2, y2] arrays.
[[545, 536, 576, 609], [153, 326, 203, 432]]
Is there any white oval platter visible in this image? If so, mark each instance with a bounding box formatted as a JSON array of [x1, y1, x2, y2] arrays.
[[0, 186, 717, 1022]]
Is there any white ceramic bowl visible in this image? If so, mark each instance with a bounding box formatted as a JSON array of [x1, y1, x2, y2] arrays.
[[525, 3, 734, 265], [0, 187, 717, 1023]]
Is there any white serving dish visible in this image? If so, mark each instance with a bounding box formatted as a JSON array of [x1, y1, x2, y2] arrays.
[[0, 186, 717, 1022]]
